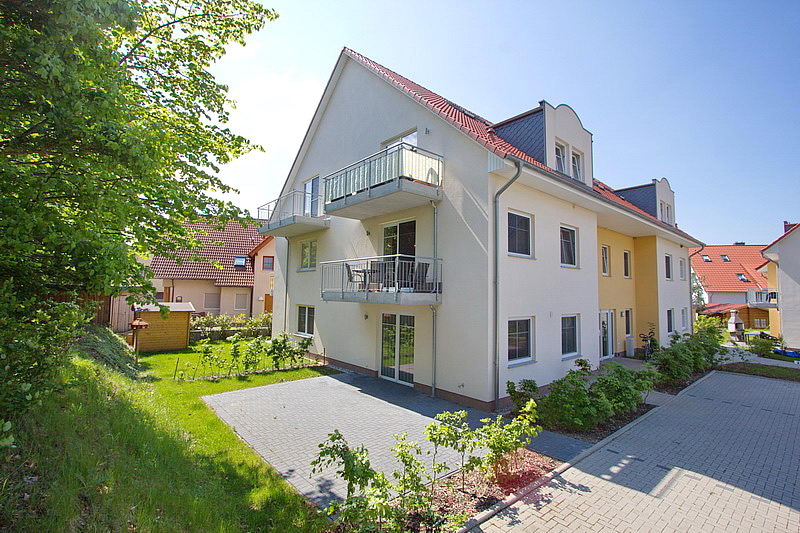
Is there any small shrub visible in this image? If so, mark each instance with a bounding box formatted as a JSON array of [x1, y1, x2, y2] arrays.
[[425, 410, 480, 491], [506, 379, 539, 413], [391, 434, 430, 515], [537, 361, 613, 431], [591, 363, 656, 415], [649, 341, 694, 384], [749, 336, 774, 358], [476, 399, 540, 480]]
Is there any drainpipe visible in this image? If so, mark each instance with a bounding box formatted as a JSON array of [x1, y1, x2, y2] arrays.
[[431, 200, 438, 397], [283, 237, 290, 334], [493, 157, 522, 412]]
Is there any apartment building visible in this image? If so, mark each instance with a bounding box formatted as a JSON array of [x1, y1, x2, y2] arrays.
[[260, 48, 701, 410], [760, 222, 800, 348]]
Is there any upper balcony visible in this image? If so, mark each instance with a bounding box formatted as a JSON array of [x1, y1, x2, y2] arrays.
[[321, 254, 442, 305], [323, 143, 443, 219], [746, 289, 779, 309], [257, 190, 330, 237]]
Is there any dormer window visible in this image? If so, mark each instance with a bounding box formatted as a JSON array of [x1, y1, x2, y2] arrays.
[[736, 273, 749, 282], [571, 151, 583, 181], [659, 201, 673, 224], [720, 255, 731, 262], [702, 255, 711, 262], [555, 143, 567, 173], [233, 256, 246, 267]]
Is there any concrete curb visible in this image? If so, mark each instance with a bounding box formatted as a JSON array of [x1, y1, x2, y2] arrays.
[[457, 372, 718, 532]]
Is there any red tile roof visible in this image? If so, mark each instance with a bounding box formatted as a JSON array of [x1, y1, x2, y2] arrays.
[[149, 221, 266, 287], [343, 48, 699, 243], [698, 303, 745, 315], [689, 244, 769, 292]]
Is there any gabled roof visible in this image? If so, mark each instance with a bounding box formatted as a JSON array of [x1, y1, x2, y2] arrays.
[[149, 221, 265, 287], [763, 221, 800, 253], [689, 244, 768, 292], [698, 303, 745, 315], [339, 48, 699, 244]]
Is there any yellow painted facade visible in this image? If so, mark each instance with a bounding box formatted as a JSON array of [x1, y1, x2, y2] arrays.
[[597, 227, 637, 355], [767, 261, 782, 337], [632, 236, 661, 342]]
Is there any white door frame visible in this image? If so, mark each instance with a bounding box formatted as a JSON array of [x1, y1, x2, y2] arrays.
[[378, 311, 415, 386], [599, 309, 615, 359]]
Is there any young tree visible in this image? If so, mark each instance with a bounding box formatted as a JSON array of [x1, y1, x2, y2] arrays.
[[0, 0, 276, 420]]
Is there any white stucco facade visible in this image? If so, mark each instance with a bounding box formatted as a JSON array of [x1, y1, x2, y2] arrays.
[[764, 228, 800, 348]]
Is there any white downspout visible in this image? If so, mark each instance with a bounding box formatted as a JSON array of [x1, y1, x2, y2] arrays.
[[431, 200, 438, 397]]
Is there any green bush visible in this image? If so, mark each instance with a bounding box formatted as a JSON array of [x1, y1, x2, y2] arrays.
[[506, 379, 539, 412], [650, 325, 727, 385], [749, 336, 774, 358], [537, 361, 613, 431], [592, 363, 656, 415], [476, 400, 540, 480]]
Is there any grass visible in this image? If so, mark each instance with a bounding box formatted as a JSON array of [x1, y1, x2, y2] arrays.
[[1, 327, 335, 532], [761, 351, 800, 362], [718, 362, 800, 382]]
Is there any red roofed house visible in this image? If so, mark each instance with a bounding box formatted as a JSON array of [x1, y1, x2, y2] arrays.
[[148, 221, 276, 317], [689, 243, 773, 329], [258, 48, 701, 410], [760, 221, 800, 348]]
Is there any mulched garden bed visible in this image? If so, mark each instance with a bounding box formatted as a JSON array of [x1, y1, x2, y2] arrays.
[[404, 449, 560, 531], [653, 370, 710, 395], [545, 403, 656, 444]]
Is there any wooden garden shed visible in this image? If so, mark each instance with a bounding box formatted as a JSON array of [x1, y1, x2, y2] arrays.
[[132, 302, 195, 353]]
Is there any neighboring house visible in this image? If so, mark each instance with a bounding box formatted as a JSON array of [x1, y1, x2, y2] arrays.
[[149, 221, 276, 317], [760, 222, 800, 348], [689, 243, 772, 329], [259, 48, 700, 411]]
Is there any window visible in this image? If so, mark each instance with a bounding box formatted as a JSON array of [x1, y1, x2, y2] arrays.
[[624, 309, 632, 336], [601, 245, 610, 276], [701, 254, 711, 262], [682, 307, 689, 329], [298, 305, 314, 335], [155, 291, 164, 302], [665, 254, 673, 280], [623, 250, 632, 278], [555, 143, 567, 173], [667, 309, 674, 333], [560, 226, 577, 266], [679, 258, 686, 280], [754, 318, 767, 329], [234, 293, 249, 310], [659, 201, 672, 224], [720, 254, 731, 262], [736, 273, 749, 282], [233, 256, 247, 267], [571, 151, 583, 180], [303, 177, 320, 217], [561, 315, 579, 356], [262, 256, 274, 270], [508, 319, 533, 362], [508, 212, 532, 256], [204, 292, 221, 309], [300, 241, 317, 270]]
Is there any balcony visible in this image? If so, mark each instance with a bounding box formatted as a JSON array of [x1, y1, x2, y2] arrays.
[[321, 254, 442, 305], [323, 144, 443, 219], [746, 289, 779, 308], [257, 190, 329, 237]]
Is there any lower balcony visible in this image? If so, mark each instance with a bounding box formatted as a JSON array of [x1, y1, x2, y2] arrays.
[[746, 289, 779, 308], [321, 255, 442, 304]]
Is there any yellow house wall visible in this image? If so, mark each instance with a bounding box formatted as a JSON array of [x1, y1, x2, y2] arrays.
[[597, 228, 637, 355], [633, 236, 660, 343], [767, 262, 782, 336]]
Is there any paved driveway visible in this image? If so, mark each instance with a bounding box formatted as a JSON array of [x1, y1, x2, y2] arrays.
[[475, 371, 800, 533]]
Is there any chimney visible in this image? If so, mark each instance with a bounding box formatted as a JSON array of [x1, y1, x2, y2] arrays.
[[785, 221, 798, 233], [733, 241, 745, 245]]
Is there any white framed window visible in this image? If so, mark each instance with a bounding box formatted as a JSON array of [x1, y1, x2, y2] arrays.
[[204, 292, 221, 309], [555, 143, 567, 173], [560, 226, 578, 267], [624, 309, 633, 336], [561, 315, 579, 356], [720, 254, 731, 262], [754, 318, 767, 329], [571, 150, 583, 181], [233, 256, 247, 267], [297, 305, 314, 335], [623, 250, 632, 278], [667, 309, 675, 333], [679, 258, 687, 280], [665, 254, 673, 280], [303, 176, 320, 217], [234, 293, 249, 310], [681, 307, 689, 329], [508, 318, 534, 363], [701, 254, 711, 262], [508, 211, 533, 257], [601, 245, 610, 276], [300, 240, 317, 270]]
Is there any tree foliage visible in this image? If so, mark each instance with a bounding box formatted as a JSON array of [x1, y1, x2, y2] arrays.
[[0, 0, 276, 421]]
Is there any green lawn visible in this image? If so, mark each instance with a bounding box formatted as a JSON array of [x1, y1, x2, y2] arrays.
[[1, 328, 334, 532], [718, 362, 800, 382]]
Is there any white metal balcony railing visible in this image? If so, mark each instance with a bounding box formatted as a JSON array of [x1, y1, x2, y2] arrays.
[[321, 254, 442, 300], [323, 143, 443, 204], [257, 190, 323, 221], [747, 289, 779, 307]]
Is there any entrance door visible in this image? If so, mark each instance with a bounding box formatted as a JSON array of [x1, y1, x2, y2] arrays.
[[380, 313, 415, 385], [599, 310, 615, 359], [263, 294, 273, 313]]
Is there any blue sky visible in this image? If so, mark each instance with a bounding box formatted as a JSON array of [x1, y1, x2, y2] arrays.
[[212, 0, 800, 245]]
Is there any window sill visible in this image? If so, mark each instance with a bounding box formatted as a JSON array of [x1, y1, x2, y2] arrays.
[[508, 252, 535, 260], [508, 357, 535, 368], [293, 332, 313, 339], [296, 267, 316, 272], [560, 264, 579, 269], [561, 353, 581, 361]]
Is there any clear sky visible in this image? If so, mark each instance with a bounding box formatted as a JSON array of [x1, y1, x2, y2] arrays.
[[211, 0, 800, 245]]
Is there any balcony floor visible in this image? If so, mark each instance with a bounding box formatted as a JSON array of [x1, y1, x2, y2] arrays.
[[259, 215, 329, 237], [322, 290, 441, 305], [324, 178, 441, 220]]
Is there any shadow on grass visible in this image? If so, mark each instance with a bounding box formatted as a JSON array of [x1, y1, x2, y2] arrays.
[[1, 360, 325, 532]]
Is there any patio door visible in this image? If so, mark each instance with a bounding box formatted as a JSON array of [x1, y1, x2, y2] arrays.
[[599, 310, 615, 359], [382, 221, 416, 289], [380, 313, 414, 385]]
